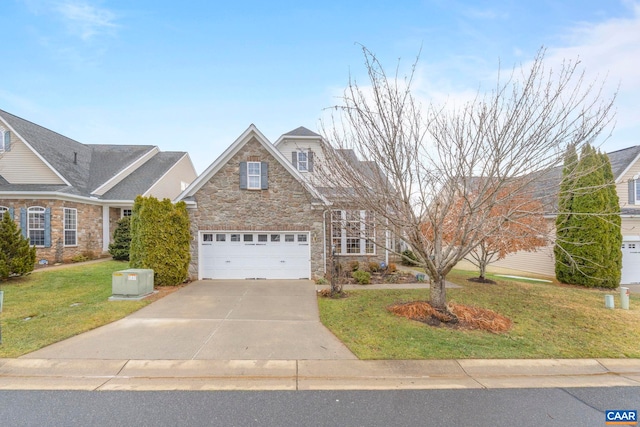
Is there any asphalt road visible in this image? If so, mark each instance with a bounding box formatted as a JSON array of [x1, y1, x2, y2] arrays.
[[0, 388, 638, 426]]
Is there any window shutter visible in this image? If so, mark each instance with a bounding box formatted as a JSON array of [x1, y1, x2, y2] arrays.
[[44, 207, 51, 247], [20, 208, 27, 238], [629, 180, 636, 204], [261, 162, 269, 190], [308, 151, 314, 172], [291, 152, 298, 168], [4, 131, 10, 151], [8, 207, 14, 220], [239, 162, 247, 189]]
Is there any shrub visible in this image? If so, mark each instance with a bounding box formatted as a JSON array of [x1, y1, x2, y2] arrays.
[[71, 254, 89, 263], [348, 260, 360, 271], [0, 211, 36, 280], [130, 196, 191, 286], [401, 249, 418, 266], [368, 262, 380, 273], [109, 216, 131, 261], [352, 269, 371, 285], [388, 262, 397, 273], [315, 277, 328, 285]]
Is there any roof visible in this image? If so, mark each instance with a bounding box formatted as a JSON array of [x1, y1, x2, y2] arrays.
[[282, 126, 321, 138], [0, 109, 191, 201]]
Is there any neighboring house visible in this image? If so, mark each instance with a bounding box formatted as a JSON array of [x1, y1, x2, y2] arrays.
[[0, 109, 197, 263], [177, 125, 388, 280], [493, 145, 640, 284]]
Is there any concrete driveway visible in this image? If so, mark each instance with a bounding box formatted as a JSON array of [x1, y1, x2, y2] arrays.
[[23, 280, 356, 361]]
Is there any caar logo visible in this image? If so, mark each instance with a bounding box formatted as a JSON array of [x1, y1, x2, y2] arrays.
[[606, 410, 637, 425]]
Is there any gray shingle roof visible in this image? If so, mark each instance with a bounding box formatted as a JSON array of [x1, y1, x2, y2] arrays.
[[0, 109, 188, 201], [101, 152, 185, 200], [282, 126, 321, 138]]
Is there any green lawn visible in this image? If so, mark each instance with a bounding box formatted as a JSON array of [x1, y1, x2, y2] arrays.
[[0, 260, 149, 357], [318, 269, 640, 359]]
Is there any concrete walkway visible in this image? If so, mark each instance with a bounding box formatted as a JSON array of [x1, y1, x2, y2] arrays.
[[22, 280, 356, 361]]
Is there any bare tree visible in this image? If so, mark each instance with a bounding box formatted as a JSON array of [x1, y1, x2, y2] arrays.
[[319, 46, 615, 311]]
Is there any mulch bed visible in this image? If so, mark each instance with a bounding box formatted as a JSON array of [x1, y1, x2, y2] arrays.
[[466, 277, 497, 284], [387, 301, 512, 333], [340, 271, 420, 285]]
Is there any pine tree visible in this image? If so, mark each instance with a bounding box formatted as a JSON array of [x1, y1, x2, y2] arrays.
[[0, 211, 36, 280], [108, 216, 131, 261], [555, 144, 621, 288]]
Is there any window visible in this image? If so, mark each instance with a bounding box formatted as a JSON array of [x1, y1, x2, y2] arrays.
[[636, 180, 640, 205], [630, 243, 637, 249], [271, 234, 280, 242], [285, 234, 295, 242], [258, 234, 268, 242], [230, 234, 241, 242], [0, 130, 9, 152], [297, 151, 308, 171], [0, 206, 8, 218], [215, 234, 226, 242], [121, 209, 132, 217], [243, 234, 254, 242], [247, 162, 261, 189], [331, 210, 375, 255], [298, 234, 308, 243], [64, 208, 77, 246], [202, 234, 214, 242], [28, 207, 46, 246]]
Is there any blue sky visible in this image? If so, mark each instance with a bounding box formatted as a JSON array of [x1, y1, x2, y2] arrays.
[[2, 0, 639, 173]]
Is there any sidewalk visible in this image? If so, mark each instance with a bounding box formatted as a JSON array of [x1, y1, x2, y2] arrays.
[[0, 358, 638, 391]]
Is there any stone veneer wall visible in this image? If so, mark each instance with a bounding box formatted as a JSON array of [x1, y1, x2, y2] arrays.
[[0, 199, 103, 263], [188, 137, 326, 279]]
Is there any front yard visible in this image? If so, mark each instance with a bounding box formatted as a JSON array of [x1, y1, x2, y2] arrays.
[[318, 270, 640, 359], [0, 261, 150, 357]]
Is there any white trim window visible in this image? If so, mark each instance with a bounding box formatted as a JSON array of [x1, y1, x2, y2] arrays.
[[0, 206, 8, 217], [636, 179, 640, 205], [121, 209, 132, 217], [28, 206, 46, 247], [64, 208, 77, 246], [297, 151, 308, 172], [331, 210, 375, 255], [247, 162, 261, 189]]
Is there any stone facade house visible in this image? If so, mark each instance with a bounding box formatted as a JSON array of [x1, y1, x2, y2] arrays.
[[177, 125, 389, 280], [0, 109, 197, 264], [491, 145, 640, 284]]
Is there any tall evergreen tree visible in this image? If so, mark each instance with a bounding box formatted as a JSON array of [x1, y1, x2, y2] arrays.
[[554, 144, 579, 283], [555, 144, 621, 288], [108, 216, 131, 261], [0, 211, 36, 280]]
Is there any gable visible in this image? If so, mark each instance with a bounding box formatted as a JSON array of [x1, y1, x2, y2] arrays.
[[617, 154, 640, 207], [0, 124, 66, 184], [179, 125, 327, 205]]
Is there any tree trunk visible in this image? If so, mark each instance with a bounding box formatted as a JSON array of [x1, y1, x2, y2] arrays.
[[429, 275, 447, 309], [478, 261, 487, 281]]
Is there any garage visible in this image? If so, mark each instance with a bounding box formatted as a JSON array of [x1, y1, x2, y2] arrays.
[[621, 240, 640, 284], [199, 231, 311, 280]]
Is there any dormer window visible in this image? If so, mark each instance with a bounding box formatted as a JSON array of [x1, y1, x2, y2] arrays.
[[629, 176, 640, 205], [291, 150, 313, 172], [297, 151, 308, 171]]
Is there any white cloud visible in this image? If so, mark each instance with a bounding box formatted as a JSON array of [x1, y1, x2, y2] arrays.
[[54, 0, 118, 40]]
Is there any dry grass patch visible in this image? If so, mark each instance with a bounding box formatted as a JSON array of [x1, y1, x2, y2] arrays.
[[388, 301, 512, 333]]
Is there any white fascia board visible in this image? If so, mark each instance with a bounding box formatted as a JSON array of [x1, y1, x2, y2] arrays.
[[274, 133, 327, 147], [91, 146, 160, 196], [0, 117, 71, 186], [615, 151, 640, 183]]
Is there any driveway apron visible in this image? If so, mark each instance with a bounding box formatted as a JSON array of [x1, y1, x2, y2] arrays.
[[22, 280, 356, 360]]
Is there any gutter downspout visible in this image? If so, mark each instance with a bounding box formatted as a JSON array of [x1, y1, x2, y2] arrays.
[[323, 209, 328, 274]]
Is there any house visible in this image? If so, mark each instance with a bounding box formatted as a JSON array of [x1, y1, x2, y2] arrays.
[[493, 145, 640, 284], [0, 109, 197, 263], [177, 125, 387, 280]]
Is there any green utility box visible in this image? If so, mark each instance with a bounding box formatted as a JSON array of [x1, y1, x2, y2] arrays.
[[112, 269, 154, 298]]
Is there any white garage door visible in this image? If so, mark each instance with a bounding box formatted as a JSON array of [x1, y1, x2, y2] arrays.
[[199, 231, 310, 280], [621, 240, 640, 284]]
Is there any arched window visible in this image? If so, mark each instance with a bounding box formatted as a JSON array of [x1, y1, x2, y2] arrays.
[[28, 206, 46, 246]]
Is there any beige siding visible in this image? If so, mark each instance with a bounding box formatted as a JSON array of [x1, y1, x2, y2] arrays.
[[0, 129, 65, 184], [617, 156, 640, 207], [146, 155, 197, 200], [621, 216, 640, 238], [276, 138, 326, 186], [491, 245, 556, 277]]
